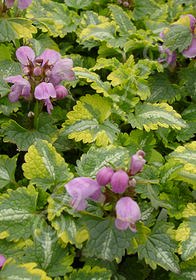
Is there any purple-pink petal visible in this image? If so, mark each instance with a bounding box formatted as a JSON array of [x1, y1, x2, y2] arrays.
[[115, 218, 129, 231], [34, 82, 56, 100], [17, 0, 32, 9], [5, 0, 15, 8], [39, 49, 61, 66], [0, 253, 6, 268], [182, 36, 196, 58], [44, 98, 53, 114], [16, 46, 35, 66], [70, 198, 88, 211], [50, 58, 75, 85]]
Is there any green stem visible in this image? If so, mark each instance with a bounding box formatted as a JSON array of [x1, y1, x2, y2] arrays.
[[34, 99, 40, 129]]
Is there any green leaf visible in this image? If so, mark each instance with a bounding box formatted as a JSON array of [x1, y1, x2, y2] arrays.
[[179, 68, 196, 97], [64, 0, 92, 8], [0, 18, 37, 41], [109, 4, 136, 36], [0, 45, 12, 61], [76, 145, 129, 178], [2, 113, 58, 151], [22, 140, 73, 191], [175, 216, 196, 261], [61, 94, 119, 146], [168, 142, 196, 187], [132, 0, 163, 20], [27, 0, 78, 37], [74, 67, 110, 95], [51, 212, 88, 248], [128, 102, 187, 132], [0, 259, 51, 280], [22, 225, 74, 277], [30, 37, 59, 57], [0, 95, 21, 115], [0, 186, 39, 240], [79, 22, 121, 48], [0, 60, 22, 78], [163, 24, 193, 52], [81, 215, 150, 262], [0, 155, 18, 189], [137, 221, 180, 274], [148, 73, 182, 103], [0, 73, 10, 97], [68, 265, 112, 280]]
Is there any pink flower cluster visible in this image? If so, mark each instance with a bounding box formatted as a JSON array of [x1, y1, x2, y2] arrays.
[[4, 46, 75, 114], [5, 0, 32, 9], [65, 150, 146, 232]]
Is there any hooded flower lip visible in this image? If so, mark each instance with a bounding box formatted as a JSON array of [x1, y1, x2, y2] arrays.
[[128, 150, 146, 176], [34, 82, 56, 100], [16, 46, 36, 67], [0, 253, 6, 268], [49, 58, 75, 86], [65, 177, 102, 211], [111, 170, 129, 193], [115, 197, 141, 232], [4, 75, 31, 102], [39, 49, 61, 66]]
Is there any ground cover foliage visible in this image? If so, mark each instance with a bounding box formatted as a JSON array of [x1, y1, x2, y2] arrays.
[[0, 0, 196, 279]]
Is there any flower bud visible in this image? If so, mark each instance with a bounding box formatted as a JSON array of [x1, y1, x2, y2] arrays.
[[123, 1, 129, 7], [111, 170, 129, 193], [96, 167, 114, 186], [55, 85, 68, 99], [28, 111, 34, 118], [129, 150, 146, 175], [0, 253, 6, 269], [33, 67, 42, 76]]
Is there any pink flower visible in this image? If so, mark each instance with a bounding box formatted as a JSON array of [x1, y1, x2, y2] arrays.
[[115, 197, 141, 232], [111, 170, 129, 193], [129, 150, 146, 176], [4, 75, 31, 102], [96, 167, 114, 186], [0, 253, 6, 269], [65, 177, 102, 211], [34, 82, 56, 100]]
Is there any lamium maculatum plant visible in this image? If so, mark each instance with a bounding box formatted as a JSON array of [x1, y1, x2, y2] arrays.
[[0, 1, 196, 279]]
